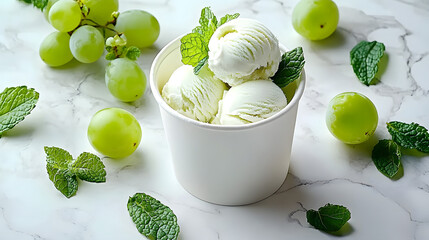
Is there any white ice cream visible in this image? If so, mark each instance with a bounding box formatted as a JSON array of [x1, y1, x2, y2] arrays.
[[215, 79, 287, 125], [162, 65, 227, 123], [208, 18, 281, 86]]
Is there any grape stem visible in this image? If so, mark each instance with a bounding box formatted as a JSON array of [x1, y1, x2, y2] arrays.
[[83, 18, 120, 35]]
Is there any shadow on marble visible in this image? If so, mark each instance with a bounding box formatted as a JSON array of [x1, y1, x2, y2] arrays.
[[0, 122, 37, 138], [308, 29, 348, 50], [372, 53, 389, 85]]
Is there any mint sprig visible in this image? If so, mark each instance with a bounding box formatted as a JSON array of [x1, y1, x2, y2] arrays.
[[271, 47, 305, 88], [128, 193, 180, 240], [45, 146, 106, 198], [180, 7, 239, 74], [350, 41, 385, 86], [372, 139, 402, 178], [0, 86, 39, 137], [306, 203, 351, 232], [19, 0, 48, 10], [387, 121, 429, 153]]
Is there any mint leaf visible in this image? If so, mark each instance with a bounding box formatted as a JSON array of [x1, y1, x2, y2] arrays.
[[218, 13, 240, 27], [70, 152, 106, 183], [272, 47, 305, 88], [128, 193, 180, 240], [193, 56, 208, 75], [180, 32, 208, 67], [350, 41, 385, 86], [105, 52, 117, 61], [124, 46, 141, 61], [306, 204, 351, 232], [44, 146, 105, 198], [387, 121, 429, 153], [180, 7, 239, 73], [372, 139, 402, 178], [0, 86, 39, 136], [198, 7, 218, 43], [45, 146, 78, 198], [19, 0, 49, 10]]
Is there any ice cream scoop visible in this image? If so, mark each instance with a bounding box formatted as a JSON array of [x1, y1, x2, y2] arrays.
[[215, 79, 287, 125], [208, 18, 281, 86], [161, 64, 227, 123]]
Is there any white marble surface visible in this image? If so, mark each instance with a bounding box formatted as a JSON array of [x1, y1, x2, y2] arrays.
[[1, 0, 429, 239]]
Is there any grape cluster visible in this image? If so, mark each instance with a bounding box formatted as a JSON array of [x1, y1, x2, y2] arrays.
[[39, 0, 159, 103]]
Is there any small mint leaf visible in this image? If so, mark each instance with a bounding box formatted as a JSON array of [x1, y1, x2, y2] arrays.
[[218, 13, 240, 27], [387, 121, 429, 153], [128, 193, 180, 240], [125, 46, 141, 61], [198, 7, 218, 44], [180, 32, 208, 67], [272, 47, 305, 88], [194, 56, 208, 75], [306, 204, 351, 232], [20, 0, 48, 10], [372, 139, 402, 178], [105, 52, 117, 61], [350, 41, 385, 86], [0, 86, 39, 136], [44, 146, 78, 198], [71, 152, 106, 183]]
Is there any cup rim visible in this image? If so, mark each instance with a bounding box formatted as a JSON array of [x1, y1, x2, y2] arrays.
[[149, 35, 306, 131]]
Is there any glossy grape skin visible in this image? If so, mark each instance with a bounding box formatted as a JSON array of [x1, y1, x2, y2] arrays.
[[39, 31, 73, 67], [69, 25, 104, 63], [292, 0, 339, 40], [326, 92, 378, 144], [48, 0, 81, 32], [81, 0, 118, 25], [105, 58, 147, 102], [88, 108, 142, 159], [114, 10, 160, 48], [43, 0, 59, 22]]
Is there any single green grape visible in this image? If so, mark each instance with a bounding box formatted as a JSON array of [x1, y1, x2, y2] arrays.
[[43, 0, 59, 22], [87, 108, 142, 159], [81, 0, 118, 25], [292, 0, 339, 40], [69, 25, 104, 63], [39, 31, 73, 67], [48, 0, 81, 32], [326, 92, 378, 144], [114, 10, 160, 48], [105, 58, 147, 102]]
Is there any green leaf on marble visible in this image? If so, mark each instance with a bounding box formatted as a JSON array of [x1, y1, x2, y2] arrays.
[[45, 146, 78, 198], [128, 193, 180, 240], [372, 139, 402, 178], [70, 152, 106, 183], [272, 47, 305, 88], [387, 121, 429, 153], [45, 146, 106, 198], [306, 203, 351, 232], [350, 41, 385, 86], [0, 86, 39, 137]]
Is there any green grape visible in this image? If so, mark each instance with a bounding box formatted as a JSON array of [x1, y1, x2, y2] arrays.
[[39, 31, 73, 67], [43, 0, 59, 22], [326, 92, 378, 144], [292, 0, 339, 40], [105, 58, 147, 102], [69, 25, 104, 63], [48, 0, 82, 32], [114, 10, 160, 48], [87, 108, 142, 159], [81, 0, 118, 25]]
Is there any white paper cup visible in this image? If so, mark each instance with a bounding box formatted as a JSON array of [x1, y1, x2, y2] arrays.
[[150, 36, 305, 205]]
